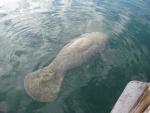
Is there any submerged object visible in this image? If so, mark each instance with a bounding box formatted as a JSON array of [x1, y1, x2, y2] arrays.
[[111, 81, 150, 113], [24, 32, 108, 102]]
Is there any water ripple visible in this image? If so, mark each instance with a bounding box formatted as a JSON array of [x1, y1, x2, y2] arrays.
[[0, 0, 150, 113]]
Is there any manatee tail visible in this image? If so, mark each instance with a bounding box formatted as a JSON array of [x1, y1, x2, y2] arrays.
[[24, 67, 64, 102]]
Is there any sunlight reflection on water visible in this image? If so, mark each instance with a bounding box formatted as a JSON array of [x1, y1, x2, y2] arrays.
[[0, 0, 150, 113]]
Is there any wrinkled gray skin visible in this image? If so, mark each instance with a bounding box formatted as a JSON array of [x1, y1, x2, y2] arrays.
[[24, 32, 108, 102]]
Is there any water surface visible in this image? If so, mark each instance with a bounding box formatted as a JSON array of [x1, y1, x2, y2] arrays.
[[0, 0, 150, 113]]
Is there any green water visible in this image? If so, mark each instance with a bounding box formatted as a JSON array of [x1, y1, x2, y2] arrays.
[[0, 0, 150, 113]]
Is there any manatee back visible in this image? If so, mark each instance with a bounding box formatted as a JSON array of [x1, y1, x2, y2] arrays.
[[52, 32, 108, 71]]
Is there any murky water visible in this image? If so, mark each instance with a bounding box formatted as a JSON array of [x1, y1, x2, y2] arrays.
[[0, 0, 150, 113]]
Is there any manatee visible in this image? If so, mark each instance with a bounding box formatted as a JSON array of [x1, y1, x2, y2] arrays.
[[24, 32, 108, 102]]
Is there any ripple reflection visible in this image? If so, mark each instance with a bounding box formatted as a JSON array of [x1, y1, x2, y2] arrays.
[[0, 0, 150, 113]]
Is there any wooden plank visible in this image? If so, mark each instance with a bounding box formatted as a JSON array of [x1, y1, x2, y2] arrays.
[[144, 105, 150, 113], [111, 81, 147, 113]]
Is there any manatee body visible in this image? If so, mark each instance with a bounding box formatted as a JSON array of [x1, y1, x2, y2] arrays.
[[24, 32, 108, 102]]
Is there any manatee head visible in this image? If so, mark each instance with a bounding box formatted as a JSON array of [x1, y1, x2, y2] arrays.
[[24, 67, 63, 102]]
